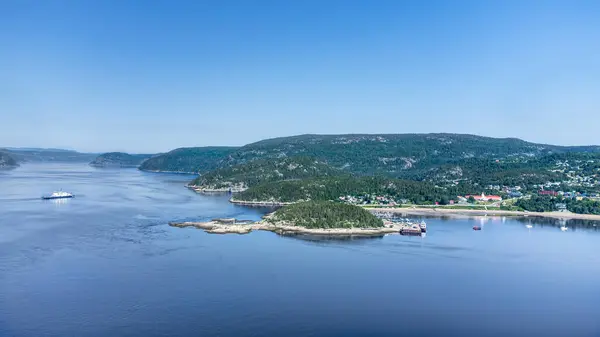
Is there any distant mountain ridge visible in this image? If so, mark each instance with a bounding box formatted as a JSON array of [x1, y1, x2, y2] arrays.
[[90, 152, 153, 168], [4, 148, 97, 163]]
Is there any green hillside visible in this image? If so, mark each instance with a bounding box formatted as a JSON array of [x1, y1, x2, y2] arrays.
[[90, 152, 152, 168], [268, 201, 383, 229], [133, 134, 600, 193], [139, 147, 238, 173], [222, 133, 600, 178], [190, 156, 347, 190], [235, 175, 472, 204]]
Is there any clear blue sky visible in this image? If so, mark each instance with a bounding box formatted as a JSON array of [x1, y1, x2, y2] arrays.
[[1, 0, 599, 153]]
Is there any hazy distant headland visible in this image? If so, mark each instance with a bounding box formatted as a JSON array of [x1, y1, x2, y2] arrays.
[[89, 152, 152, 168], [0, 148, 97, 165]]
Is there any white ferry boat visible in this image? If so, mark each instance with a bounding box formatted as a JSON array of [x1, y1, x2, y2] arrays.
[[42, 191, 74, 200]]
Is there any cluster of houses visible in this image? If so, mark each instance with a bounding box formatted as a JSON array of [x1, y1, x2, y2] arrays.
[[537, 190, 599, 200], [552, 159, 599, 188], [338, 194, 407, 206]]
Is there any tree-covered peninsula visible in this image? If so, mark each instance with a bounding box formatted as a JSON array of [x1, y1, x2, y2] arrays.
[[170, 201, 393, 235], [267, 201, 384, 229], [90, 152, 152, 168]]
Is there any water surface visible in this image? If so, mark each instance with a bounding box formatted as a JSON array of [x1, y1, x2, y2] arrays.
[[1, 164, 599, 337]]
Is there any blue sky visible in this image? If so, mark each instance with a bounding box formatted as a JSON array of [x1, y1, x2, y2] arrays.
[[1, 0, 599, 153]]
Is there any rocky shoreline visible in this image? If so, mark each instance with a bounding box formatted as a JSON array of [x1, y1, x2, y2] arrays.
[[229, 199, 293, 206], [169, 219, 403, 236], [140, 169, 197, 174], [187, 186, 247, 194]]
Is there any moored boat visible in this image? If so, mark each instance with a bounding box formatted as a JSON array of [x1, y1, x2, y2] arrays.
[[400, 223, 423, 236]]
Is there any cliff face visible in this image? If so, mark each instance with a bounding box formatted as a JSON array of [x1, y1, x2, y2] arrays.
[[0, 151, 19, 168]]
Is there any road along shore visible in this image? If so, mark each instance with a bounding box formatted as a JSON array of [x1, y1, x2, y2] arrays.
[[372, 207, 600, 221]]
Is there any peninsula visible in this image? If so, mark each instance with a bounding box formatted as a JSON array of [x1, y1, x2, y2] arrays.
[[89, 152, 152, 168], [169, 201, 415, 236], [0, 151, 19, 169]]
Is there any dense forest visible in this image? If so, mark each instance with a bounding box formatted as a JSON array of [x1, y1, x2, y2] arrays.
[[420, 157, 566, 186], [191, 156, 347, 189], [515, 196, 600, 215], [134, 134, 600, 191], [220, 134, 600, 177], [139, 147, 238, 173], [269, 201, 384, 229], [90, 152, 152, 168], [236, 175, 476, 204]]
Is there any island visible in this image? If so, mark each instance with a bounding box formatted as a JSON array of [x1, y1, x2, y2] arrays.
[[89, 152, 152, 168], [169, 201, 417, 236]]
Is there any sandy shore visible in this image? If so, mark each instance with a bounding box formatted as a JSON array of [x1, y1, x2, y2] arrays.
[[372, 207, 600, 221], [169, 220, 402, 236]]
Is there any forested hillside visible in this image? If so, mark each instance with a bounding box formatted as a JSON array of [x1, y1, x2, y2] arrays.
[[190, 156, 347, 190], [139, 147, 238, 173], [221, 134, 600, 177], [130, 134, 600, 197], [235, 175, 474, 204]]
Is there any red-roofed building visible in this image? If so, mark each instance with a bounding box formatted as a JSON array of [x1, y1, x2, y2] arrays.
[[464, 193, 502, 202]]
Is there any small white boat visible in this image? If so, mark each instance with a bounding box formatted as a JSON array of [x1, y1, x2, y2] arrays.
[[560, 226, 568, 232], [42, 191, 73, 200], [526, 224, 533, 229]]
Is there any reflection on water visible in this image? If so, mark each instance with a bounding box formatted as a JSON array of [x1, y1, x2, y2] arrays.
[[283, 233, 387, 242], [386, 212, 600, 232], [1, 164, 600, 337], [45, 198, 71, 206], [513, 216, 600, 231]]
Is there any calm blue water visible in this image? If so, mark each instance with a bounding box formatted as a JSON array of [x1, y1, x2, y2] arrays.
[[1, 164, 599, 337]]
